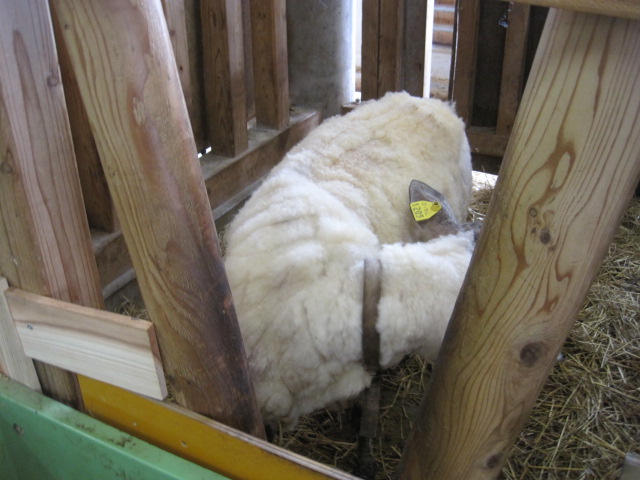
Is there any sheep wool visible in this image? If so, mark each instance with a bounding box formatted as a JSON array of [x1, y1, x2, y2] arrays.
[[224, 91, 475, 427]]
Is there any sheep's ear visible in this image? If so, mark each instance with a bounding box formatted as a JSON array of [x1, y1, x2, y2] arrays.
[[409, 179, 459, 238]]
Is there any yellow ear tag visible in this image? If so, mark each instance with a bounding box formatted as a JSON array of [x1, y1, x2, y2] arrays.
[[410, 200, 442, 221]]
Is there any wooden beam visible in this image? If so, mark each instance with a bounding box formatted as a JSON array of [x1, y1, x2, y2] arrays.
[[499, 0, 640, 20], [250, 0, 290, 129], [361, 0, 381, 100], [201, 0, 248, 156], [450, 0, 482, 124], [397, 9, 640, 479], [0, 278, 40, 391], [378, 0, 405, 95], [161, 0, 193, 114], [496, 3, 530, 136], [0, 0, 104, 407], [93, 108, 320, 298], [467, 127, 510, 157], [5, 286, 166, 400], [52, 0, 265, 438], [403, 0, 428, 97]]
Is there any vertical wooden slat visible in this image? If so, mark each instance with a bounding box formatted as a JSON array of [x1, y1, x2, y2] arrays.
[[241, 0, 256, 120], [51, 11, 118, 233], [403, 0, 428, 97], [397, 9, 640, 479], [51, 0, 265, 438], [201, 0, 248, 156], [161, 0, 193, 114], [450, 0, 481, 123], [0, 0, 104, 408], [496, 3, 530, 135], [250, 0, 289, 129], [361, 0, 381, 100], [377, 0, 405, 95], [0, 277, 41, 391]]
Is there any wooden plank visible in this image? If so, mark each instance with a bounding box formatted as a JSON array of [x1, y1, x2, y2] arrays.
[[403, 0, 428, 97], [0, 0, 104, 407], [201, 0, 248, 156], [242, 0, 256, 120], [467, 127, 510, 157], [80, 376, 361, 480], [500, 0, 640, 20], [5, 287, 166, 400], [397, 9, 640, 479], [52, 0, 265, 438], [0, 376, 222, 480], [92, 108, 320, 297], [161, 0, 193, 115], [496, 3, 530, 136], [450, 0, 482, 123], [250, 0, 289, 129], [0, 278, 40, 391], [51, 8, 119, 233], [378, 0, 405, 95], [361, 0, 381, 100]]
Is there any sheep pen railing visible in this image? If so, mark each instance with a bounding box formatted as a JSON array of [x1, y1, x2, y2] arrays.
[[1, 0, 640, 479]]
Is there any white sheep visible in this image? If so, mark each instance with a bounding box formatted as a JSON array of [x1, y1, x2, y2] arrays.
[[224, 91, 476, 428]]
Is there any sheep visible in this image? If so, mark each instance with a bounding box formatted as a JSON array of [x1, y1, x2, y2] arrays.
[[223, 91, 476, 429]]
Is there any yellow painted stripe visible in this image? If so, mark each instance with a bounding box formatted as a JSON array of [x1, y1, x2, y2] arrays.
[[79, 376, 357, 480]]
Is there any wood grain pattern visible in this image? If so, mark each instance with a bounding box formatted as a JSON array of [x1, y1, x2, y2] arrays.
[[403, 0, 428, 97], [502, 0, 640, 20], [250, 0, 289, 129], [397, 9, 640, 479], [361, 0, 380, 100], [161, 0, 193, 115], [201, 0, 248, 156], [377, 0, 404, 95], [0, 278, 40, 391], [51, 0, 265, 437], [6, 287, 166, 400], [0, 0, 104, 407]]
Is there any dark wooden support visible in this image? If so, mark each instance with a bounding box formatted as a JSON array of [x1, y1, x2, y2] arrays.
[[201, 0, 248, 156], [250, 0, 289, 129], [396, 8, 640, 479], [0, 0, 105, 407], [53, 0, 265, 438], [403, 0, 428, 97]]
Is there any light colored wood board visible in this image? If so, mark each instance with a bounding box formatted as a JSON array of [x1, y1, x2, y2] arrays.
[[496, 3, 530, 135], [397, 9, 640, 479], [361, 0, 380, 100], [0, 278, 40, 391], [52, 0, 265, 437], [201, 0, 248, 156], [80, 376, 361, 480], [250, 0, 289, 129], [0, 0, 104, 407], [161, 0, 193, 115], [6, 287, 167, 400], [501, 0, 640, 20]]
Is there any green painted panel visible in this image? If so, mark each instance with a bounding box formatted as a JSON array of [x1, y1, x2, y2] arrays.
[[0, 376, 227, 480]]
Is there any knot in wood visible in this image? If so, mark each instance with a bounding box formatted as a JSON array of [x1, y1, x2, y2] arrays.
[[539, 228, 551, 244], [47, 74, 60, 87], [485, 453, 503, 470], [519, 341, 547, 368]]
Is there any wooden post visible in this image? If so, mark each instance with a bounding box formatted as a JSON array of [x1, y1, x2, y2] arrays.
[[201, 0, 248, 157], [361, 0, 404, 100], [0, 0, 104, 407], [403, 0, 428, 97], [250, 0, 289, 129], [396, 8, 640, 479], [51, 0, 265, 438]]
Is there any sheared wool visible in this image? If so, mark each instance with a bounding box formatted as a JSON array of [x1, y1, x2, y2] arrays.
[[224, 92, 474, 427]]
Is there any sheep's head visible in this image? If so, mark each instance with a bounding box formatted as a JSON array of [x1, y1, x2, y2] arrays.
[[409, 179, 481, 242]]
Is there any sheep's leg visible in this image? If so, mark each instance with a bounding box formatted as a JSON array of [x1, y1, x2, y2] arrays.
[[354, 372, 381, 480]]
